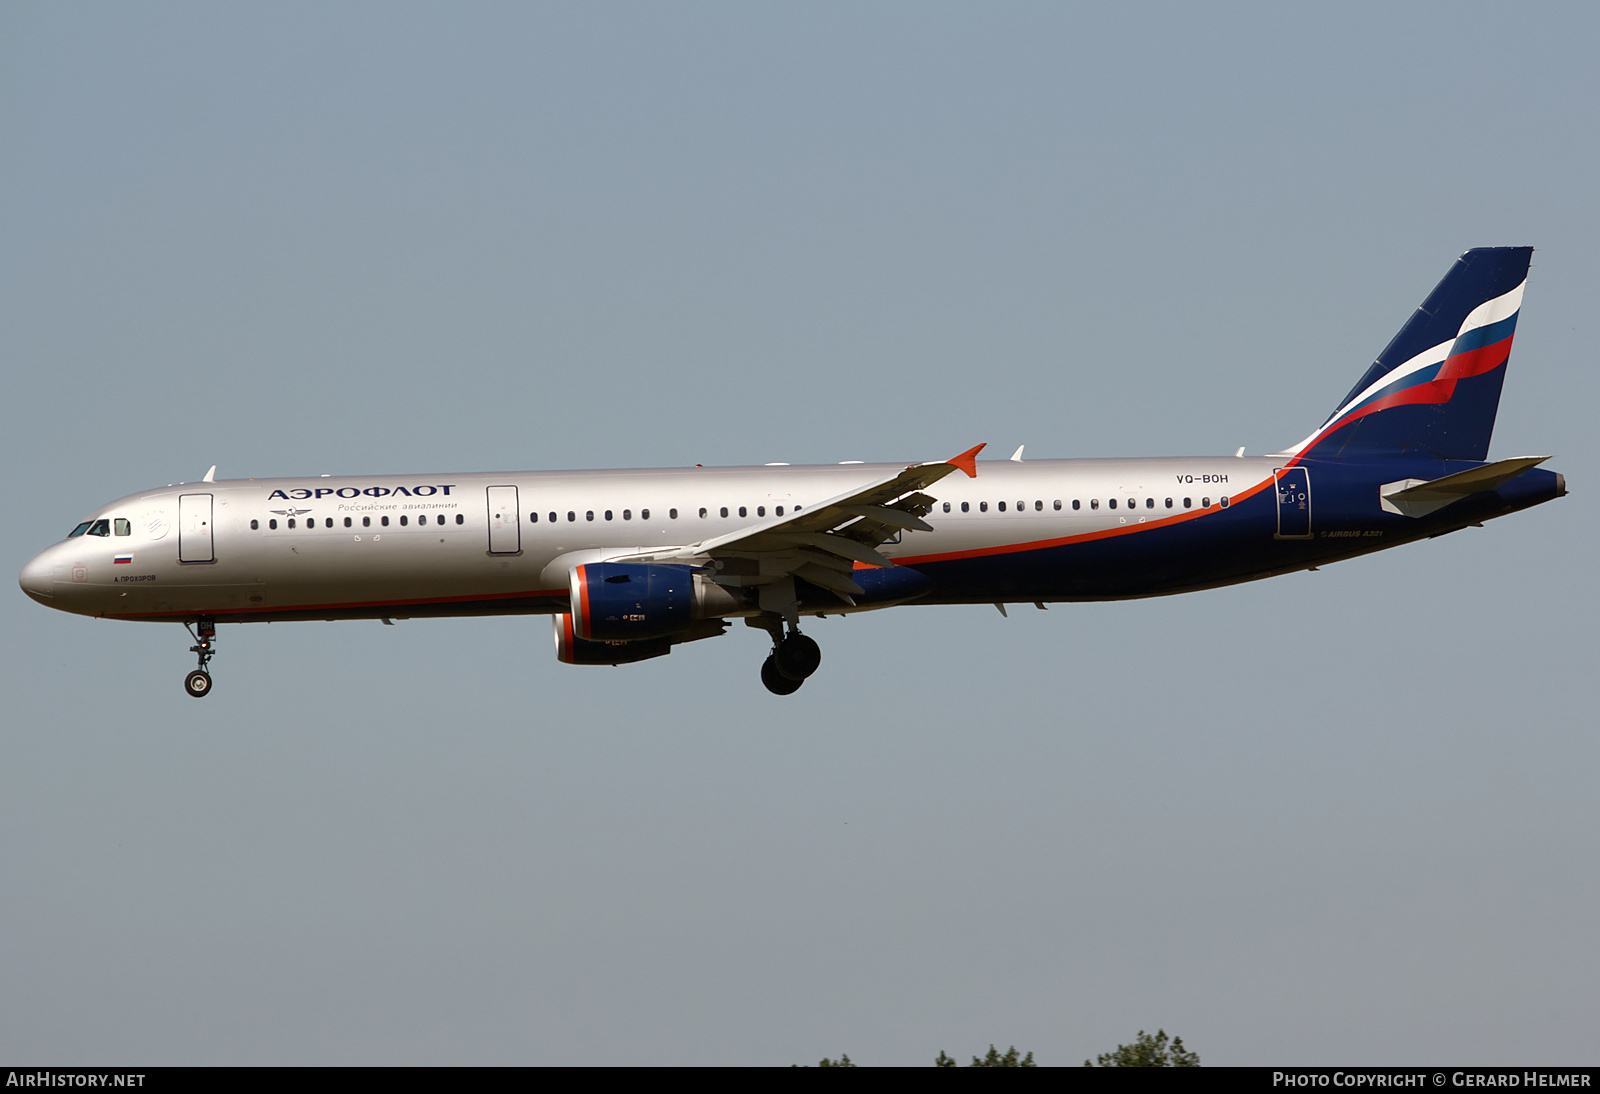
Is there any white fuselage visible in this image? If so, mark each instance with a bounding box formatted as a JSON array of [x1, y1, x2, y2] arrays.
[[21, 457, 1275, 623]]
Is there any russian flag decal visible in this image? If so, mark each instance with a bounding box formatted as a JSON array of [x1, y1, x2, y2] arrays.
[[113, 554, 133, 565]]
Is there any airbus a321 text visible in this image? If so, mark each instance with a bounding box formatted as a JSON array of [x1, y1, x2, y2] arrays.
[[20, 248, 1564, 697]]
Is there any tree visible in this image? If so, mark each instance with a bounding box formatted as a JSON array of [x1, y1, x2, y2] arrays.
[[813, 1054, 855, 1067], [1085, 1029, 1199, 1067], [934, 1045, 1035, 1067]]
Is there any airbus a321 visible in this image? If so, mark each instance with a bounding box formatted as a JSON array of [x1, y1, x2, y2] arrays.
[[19, 247, 1564, 696]]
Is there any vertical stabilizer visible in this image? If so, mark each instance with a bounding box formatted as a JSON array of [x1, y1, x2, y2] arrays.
[[1291, 247, 1532, 461]]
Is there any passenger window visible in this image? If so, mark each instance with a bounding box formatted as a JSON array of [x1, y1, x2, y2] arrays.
[[1128, 499, 1136, 509], [979, 502, 988, 512], [344, 517, 352, 528], [1036, 500, 1043, 512], [942, 502, 951, 513], [699, 508, 707, 518], [250, 519, 259, 530], [1070, 500, 1079, 510], [1202, 497, 1210, 507], [1146, 498, 1154, 509], [641, 509, 649, 520], [269, 519, 278, 530], [586, 511, 595, 521], [363, 517, 371, 527], [567, 512, 576, 522], [604, 510, 613, 521], [326, 518, 334, 528], [88, 519, 110, 536], [739, 506, 747, 517], [1165, 498, 1173, 508], [454, 514, 463, 525], [961, 502, 970, 513], [549, 513, 557, 523], [1108, 499, 1117, 509], [381, 516, 390, 527], [114, 518, 131, 536], [669, 509, 678, 519], [530, 512, 539, 523], [1017, 501, 1025, 511], [775, 506, 783, 516], [1090, 499, 1099, 510], [623, 510, 631, 520], [1220, 496, 1230, 508], [1183, 498, 1192, 508], [997, 501, 1006, 512], [757, 506, 765, 517], [400, 515, 408, 526], [288, 519, 297, 529], [720, 507, 728, 518]]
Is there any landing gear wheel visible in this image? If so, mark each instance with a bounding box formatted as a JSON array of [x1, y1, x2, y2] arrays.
[[761, 655, 803, 695], [774, 632, 822, 681], [182, 619, 218, 697]]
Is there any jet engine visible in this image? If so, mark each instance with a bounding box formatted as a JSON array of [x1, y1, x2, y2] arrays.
[[554, 611, 727, 665], [570, 561, 749, 640]]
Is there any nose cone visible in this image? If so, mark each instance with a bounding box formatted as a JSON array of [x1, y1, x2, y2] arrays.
[[19, 549, 55, 603]]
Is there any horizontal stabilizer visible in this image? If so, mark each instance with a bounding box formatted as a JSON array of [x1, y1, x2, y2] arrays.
[[1380, 456, 1549, 518]]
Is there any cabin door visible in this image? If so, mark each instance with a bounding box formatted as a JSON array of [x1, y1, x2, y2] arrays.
[[178, 493, 215, 562], [486, 486, 521, 554], [1273, 467, 1312, 539]]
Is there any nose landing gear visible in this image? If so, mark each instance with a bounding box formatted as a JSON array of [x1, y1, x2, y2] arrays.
[[183, 619, 217, 698], [759, 625, 822, 695]]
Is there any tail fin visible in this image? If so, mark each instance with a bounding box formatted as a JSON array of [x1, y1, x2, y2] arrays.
[[1290, 247, 1532, 461]]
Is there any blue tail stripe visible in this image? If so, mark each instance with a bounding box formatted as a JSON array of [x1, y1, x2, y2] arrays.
[[1303, 247, 1531, 462], [1449, 311, 1519, 356], [1333, 247, 1531, 414]]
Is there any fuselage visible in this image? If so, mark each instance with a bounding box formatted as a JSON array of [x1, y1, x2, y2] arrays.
[[18, 454, 1565, 625]]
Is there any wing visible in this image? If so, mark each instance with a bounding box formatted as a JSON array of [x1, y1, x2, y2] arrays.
[[619, 443, 984, 610]]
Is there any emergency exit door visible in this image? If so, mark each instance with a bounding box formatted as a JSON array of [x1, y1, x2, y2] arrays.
[[486, 486, 521, 554]]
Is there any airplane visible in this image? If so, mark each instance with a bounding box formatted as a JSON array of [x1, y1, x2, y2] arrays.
[[19, 247, 1564, 697]]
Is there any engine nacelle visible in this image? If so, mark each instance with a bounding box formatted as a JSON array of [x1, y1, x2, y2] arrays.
[[554, 613, 674, 665], [569, 562, 698, 641], [554, 612, 727, 665]]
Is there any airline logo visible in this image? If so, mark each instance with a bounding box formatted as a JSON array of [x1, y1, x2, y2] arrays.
[[1290, 279, 1525, 455], [267, 484, 458, 501]]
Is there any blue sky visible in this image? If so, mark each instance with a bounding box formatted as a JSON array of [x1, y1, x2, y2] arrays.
[[3, 1, 1596, 1065]]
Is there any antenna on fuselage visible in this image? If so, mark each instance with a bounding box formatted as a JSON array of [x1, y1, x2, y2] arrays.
[[202, 465, 217, 482], [1009, 445, 1024, 462]]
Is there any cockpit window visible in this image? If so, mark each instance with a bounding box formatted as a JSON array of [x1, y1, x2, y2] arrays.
[[68, 521, 93, 538], [86, 519, 111, 537], [114, 518, 131, 536]]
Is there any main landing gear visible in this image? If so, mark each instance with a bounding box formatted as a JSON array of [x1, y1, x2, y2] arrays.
[[183, 619, 217, 698], [760, 627, 822, 696]]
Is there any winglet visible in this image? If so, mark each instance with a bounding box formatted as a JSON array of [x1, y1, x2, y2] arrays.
[[947, 443, 986, 479]]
